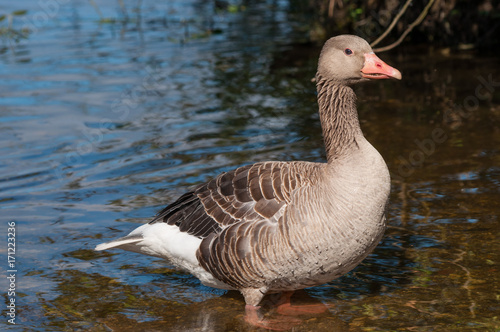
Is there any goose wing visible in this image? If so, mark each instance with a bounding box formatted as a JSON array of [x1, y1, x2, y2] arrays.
[[150, 161, 319, 238], [133, 160, 321, 289]]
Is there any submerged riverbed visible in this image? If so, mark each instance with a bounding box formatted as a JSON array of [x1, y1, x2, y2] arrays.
[[1, 1, 499, 331]]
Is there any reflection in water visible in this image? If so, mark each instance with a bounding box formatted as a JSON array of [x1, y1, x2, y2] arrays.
[[0, 0, 499, 331], [41, 266, 349, 331]]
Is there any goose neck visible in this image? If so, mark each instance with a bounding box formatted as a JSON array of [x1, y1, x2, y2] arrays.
[[316, 74, 363, 162]]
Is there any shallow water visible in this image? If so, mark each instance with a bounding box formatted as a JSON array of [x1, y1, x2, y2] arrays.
[[1, 1, 499, 331]]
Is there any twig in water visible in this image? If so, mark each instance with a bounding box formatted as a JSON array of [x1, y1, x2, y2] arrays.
[[88, 0, 104, 20]]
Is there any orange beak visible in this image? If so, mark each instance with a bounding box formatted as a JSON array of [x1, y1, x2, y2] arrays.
[[361, 53, 402, 80]]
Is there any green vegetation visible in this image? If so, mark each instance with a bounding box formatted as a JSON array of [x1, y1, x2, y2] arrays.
[[290, 0, 500, 50]]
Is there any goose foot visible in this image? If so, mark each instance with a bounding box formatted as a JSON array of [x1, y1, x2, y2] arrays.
[[244, 304, 301, 331], [275, 291, 328, 316]]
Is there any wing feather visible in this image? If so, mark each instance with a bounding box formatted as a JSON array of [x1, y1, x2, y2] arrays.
[[151, 161, 320, 234], [147, 161, 322, 287]]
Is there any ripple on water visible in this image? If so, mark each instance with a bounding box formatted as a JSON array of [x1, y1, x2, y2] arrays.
[[1, 0, 499, 331]]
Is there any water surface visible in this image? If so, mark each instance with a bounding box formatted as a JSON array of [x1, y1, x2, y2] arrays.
[[1, 1, 499, 331]]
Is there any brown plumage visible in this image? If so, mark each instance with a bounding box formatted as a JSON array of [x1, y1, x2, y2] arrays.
[[95, 35, 402, 316]]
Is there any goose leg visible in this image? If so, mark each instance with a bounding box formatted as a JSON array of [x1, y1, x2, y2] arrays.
[[244, 303, 301, 331], [242, 288, 300, 330]]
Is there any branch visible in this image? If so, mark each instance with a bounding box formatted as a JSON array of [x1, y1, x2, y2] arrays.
[[371, 0, 413, 48], [373, 0, 436, 53]]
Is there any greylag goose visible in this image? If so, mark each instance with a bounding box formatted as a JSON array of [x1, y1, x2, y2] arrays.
[[96, 35, 401, 326]]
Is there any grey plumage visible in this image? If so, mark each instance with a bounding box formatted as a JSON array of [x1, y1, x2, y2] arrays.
[[96, 35, 401, 308]]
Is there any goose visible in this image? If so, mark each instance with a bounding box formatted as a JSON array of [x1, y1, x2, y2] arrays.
[[95, 35, 401, 327]]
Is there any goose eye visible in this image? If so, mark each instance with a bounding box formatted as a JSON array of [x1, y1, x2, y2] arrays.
[[344, 48, 353, 56]]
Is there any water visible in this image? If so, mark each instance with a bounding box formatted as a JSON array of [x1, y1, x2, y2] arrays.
[[1, 1, 499, 331]]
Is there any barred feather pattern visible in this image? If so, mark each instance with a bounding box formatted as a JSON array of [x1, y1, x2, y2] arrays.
[[150, 161, 318, 237], [316, 74, 363, 160], [194, 161, 324, 290]]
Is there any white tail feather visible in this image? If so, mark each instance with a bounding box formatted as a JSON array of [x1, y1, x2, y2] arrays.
[[95, 223, 233, 290], [95, 235, 143, 251]]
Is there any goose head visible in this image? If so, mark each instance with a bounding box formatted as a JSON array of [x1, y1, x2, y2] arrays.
[[317, 35, 402, 85]]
